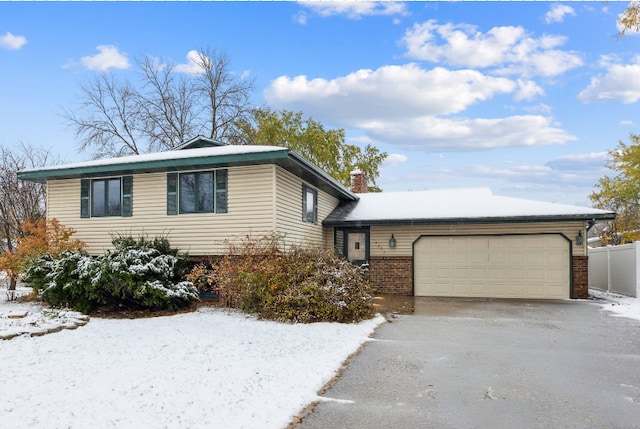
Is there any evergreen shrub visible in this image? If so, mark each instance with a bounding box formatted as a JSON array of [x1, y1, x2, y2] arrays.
[[23, 235, 198, 313]]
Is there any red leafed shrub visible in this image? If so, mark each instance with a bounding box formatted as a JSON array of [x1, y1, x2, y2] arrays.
[[187, 235, 373, 323]]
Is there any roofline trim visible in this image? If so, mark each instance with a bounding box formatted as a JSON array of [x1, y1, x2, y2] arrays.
[[17, 149, 291, 183], [323, 213, 616, 227], [287, 150, 357, 201]]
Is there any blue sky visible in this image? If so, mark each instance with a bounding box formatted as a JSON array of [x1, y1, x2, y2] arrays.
[[1, 1, 638, 206]]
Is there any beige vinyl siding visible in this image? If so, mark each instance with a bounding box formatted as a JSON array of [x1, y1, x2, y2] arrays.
[[365, 221, 588, 258], [274, 166, 339, 248], [47, 165, 276, 256], [323, 227, 335, 251]]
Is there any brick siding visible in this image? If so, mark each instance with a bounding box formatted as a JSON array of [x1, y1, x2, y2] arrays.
[[572, 255, 589, 299], [369, 256, 413, 295], [350, 171, 368, 194]]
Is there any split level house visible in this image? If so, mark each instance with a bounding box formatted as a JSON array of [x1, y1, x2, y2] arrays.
[[18, 136, 615, 300]]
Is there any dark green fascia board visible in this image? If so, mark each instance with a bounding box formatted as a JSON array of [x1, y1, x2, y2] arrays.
[[323, 212, 617, 228], [17, 150, 291, 183]]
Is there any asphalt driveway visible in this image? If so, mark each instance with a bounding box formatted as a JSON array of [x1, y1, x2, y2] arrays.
[[298, 297, 640, 429]]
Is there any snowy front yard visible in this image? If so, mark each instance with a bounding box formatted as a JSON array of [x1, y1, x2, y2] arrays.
[[1, 289, 384, 429]]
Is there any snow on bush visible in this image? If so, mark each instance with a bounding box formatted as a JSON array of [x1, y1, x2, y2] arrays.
[[23, 235, 198, 313], [187, 235, 373, 323]]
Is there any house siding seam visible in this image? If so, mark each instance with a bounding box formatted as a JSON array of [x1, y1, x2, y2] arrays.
[[572, 255, 589, 299], [369, 256, 413, 295]]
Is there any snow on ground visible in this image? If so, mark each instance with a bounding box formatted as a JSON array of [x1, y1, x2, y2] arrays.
[[590, 289, 640, 322], [1, 287, 89, 339], [1, 288, 384, 429]]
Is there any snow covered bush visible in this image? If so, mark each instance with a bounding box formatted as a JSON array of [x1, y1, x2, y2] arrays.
[[23, 235, 198, 313], [23, 251, 95, 311], [187, 235, 373, 323]]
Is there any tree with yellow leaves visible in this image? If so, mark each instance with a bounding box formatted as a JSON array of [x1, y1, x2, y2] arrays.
[[619, 1, 640, 37], [0, 218, 84, 297], [590, 134, 640, 244]]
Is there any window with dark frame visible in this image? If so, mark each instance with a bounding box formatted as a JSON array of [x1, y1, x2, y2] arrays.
[[302, 184, 318, 224], [167, 169, 227, 215], [81, 176, 132, 218]]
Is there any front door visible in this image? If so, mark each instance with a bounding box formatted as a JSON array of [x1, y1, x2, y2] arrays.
[[335, 228, 369, 265], [347, 232, 367, 263]]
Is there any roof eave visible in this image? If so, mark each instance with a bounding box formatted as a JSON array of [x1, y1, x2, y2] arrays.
[[285, 150, 357, 201], [17, 147, 358, 202], [17, 150, 291, 183], [323, 213, 617, 227]]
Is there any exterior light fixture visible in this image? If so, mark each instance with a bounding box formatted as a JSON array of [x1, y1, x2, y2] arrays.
[[576, 231, 584, 246], [389, 234, 396, 248]]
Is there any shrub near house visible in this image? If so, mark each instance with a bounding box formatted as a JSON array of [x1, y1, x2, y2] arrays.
[[24, 235, 198, 314], [188, 236, 373, 323]]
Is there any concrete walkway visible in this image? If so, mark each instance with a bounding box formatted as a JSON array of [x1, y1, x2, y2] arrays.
[[299, 298, 640, 429]]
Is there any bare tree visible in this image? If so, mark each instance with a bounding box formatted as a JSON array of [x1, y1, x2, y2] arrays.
[[62, 74, 143, 158], [192, 48, 255, 142], [137, 56, 201, 152], [0, 143, 55, 291], [63, 48, 255, 158]]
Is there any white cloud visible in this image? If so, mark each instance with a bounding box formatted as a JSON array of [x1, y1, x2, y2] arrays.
[[362, 115, 576, 151], [294, 12, 308, 25], [524, 103, 553, 115], [465, 155, 606, 188], [402, 20, 583, 77], [545, 152, 609, 170], [265, 63, 515, 121], [0, 32, 27, 50], [578, 58, 640, 104], [381, 150, 608, 200], [174, 50, 206, 75], [264, 62, 575, 151], [545, 4, 576, 24], [298, 1, 409, 20], [620, 120, 636, 126], [349, 135, 373, 145], [79, 45, 130, 71], [383, 153, 409, 167], [515, 79, 544, 101]]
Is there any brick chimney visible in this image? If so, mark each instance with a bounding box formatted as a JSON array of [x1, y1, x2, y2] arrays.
[[350, 170, 368, 193]]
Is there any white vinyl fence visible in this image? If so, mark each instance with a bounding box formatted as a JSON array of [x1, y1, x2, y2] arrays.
[[588, 242, 640, 297]]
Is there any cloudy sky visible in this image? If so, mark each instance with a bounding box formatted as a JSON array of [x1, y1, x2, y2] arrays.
[[1, 1, 637, 205]]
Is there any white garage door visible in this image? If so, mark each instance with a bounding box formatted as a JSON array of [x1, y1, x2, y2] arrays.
[[414, 235, 570, 299]]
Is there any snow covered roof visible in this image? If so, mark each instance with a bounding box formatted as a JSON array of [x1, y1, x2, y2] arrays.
[[323, 188, 615, 226], [19, 144, 288, 175], [17, 143, 357, 201]]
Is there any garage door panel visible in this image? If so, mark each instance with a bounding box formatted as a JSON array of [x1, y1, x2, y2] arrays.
[[507, 253, 526, 264], [488, 268, 505, 281], [435, 253, 452, 263], [547, 268, 567, 282], [506, 268, 525, 281], [414, 235, 570, 299], [488, 253, 505, 264], [453, 253, 469, 264], [469, 267, 486, 280], [469, 253, 487, 264], [527, 253, 546, 264]]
